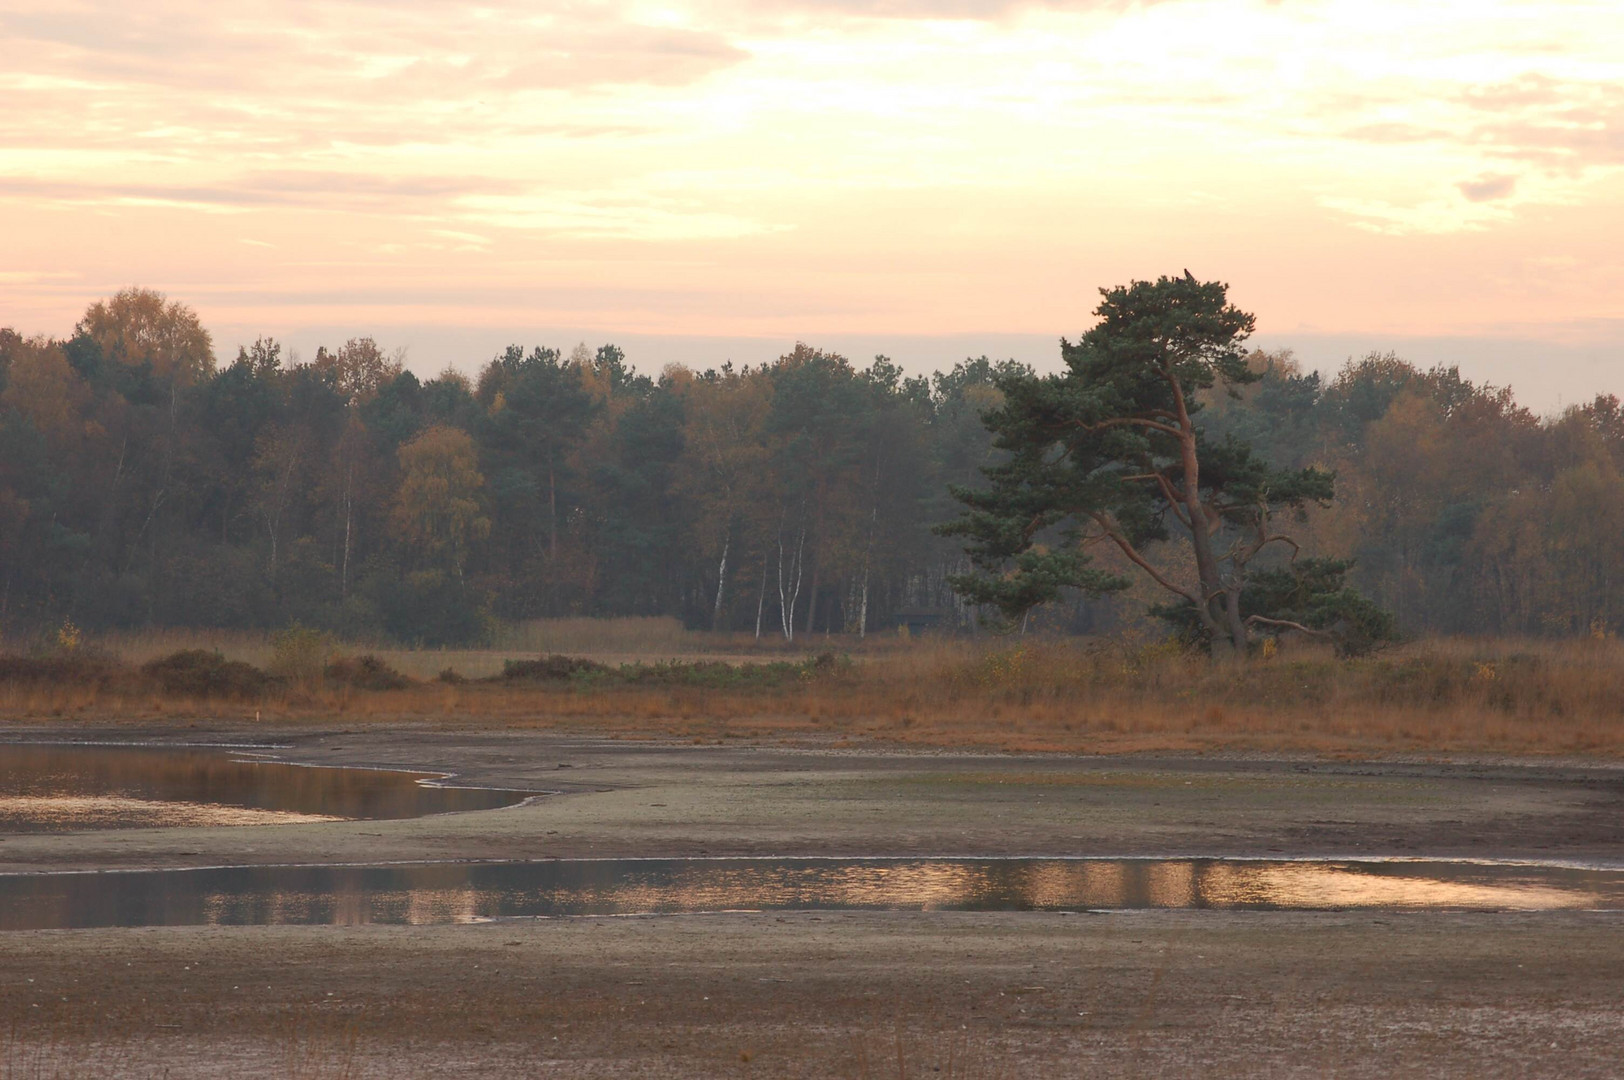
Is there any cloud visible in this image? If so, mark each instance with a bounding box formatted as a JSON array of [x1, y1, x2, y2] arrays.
[[1458, 175, 1518, 202], [456, 193, 783, 241], [0, 1, 748, 98], [721, 0, 1153, 20], [0, 270, 80, 284], [0, 172, 524, 213], [1320, 194, 1513, 236], [1456, 76, 1624, 171]]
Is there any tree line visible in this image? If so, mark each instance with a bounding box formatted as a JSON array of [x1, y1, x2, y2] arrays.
[[1, 286, 1620, 645]]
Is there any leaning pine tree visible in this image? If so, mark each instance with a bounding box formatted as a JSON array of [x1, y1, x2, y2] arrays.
[[940, 273, 1393, 658]]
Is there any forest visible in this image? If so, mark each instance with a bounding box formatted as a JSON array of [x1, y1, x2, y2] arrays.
[[1, 286, 1621, 647]]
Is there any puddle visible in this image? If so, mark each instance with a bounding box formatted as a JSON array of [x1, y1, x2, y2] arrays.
[[0, 857, 1617, 930], [0, 744, 529, 832]]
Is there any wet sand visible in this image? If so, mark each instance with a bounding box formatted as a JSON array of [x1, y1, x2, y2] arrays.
[[0, 722, 1620, 1076], [0, 724, 1620, 873]]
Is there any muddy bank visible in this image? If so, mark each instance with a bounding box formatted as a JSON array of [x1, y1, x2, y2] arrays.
[[2, 723, 1621, 1078], [0, 724, 1620, 873], [2, 910, 1621, 1078]]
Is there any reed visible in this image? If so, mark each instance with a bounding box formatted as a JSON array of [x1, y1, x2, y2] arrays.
[[7, 634, 1624, 757], [85, 617, 790, 681]]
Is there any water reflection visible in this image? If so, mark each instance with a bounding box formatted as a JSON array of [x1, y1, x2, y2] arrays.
[[0, 744, 528, 832], [0, 857, 1615, 931]]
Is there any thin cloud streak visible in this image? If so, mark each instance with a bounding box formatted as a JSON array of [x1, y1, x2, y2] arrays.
[[2, 0, 1623, 395]]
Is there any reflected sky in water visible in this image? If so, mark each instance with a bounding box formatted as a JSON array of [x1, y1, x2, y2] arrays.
[[0, 857, 1617, 931], [0, 744, 528, 832]]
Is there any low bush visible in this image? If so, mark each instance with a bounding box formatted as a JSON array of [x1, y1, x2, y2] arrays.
[[268, 625, 334, 688], [498, 655, 610, 681], [325, 654, 412, 691], [493, 651, 846, 689], [611, 654, 842, 688], [140, 650, 276, 700]]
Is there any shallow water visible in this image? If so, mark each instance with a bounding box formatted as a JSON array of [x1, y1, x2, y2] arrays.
[[0, 744, 528, 831], [1, 857, 1618, 930]]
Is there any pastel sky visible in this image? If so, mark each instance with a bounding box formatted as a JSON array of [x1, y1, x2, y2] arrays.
[[3, 0, 1623, 409]]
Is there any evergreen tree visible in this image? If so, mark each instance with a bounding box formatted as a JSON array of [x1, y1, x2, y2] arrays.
[[942, 274, 1391, 656]]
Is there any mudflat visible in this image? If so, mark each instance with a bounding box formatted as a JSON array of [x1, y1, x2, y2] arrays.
[[0, 723, 1620, 1077], [6, 912, 1623, 1078], [0, 724, 1620, 872]]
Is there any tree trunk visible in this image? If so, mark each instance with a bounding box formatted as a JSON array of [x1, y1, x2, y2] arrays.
[[858, 465, 880, 639], [711, 528, 730, 631], [858, 568, 870, 639], [1170, 379, 1247, 655], [803, 558, 820, 636], [754, 549, 768, 640], [547, 458, 558, 560], [341, 460, 354, 600], [777, 523, 805, 642]]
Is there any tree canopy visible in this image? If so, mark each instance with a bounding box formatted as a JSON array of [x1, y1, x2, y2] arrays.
[[0, 286, 1618, 648], [943, 275, 1392, 655]]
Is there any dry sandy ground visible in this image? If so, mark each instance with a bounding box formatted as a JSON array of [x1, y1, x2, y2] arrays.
[[4, 912, 1622, 1078], [0, 723, 1621, 1077]]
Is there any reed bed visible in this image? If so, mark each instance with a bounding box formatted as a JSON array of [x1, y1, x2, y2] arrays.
[[5, 634, 1624, 758], [82, 618, 796, 680]]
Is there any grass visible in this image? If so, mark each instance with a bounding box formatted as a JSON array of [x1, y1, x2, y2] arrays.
[[80, 617, 803, 680], [5, 632, 1624, 758]]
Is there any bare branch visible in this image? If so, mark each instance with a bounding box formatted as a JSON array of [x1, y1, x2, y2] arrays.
[[1153, 472, 1192, 528], [1088, 512, 1201, 606], [1245, 614, 1331, 639], [1073, 416, 1184, 439], [1261, 534, 1301, 559], [1120, 472, 1192, 528]]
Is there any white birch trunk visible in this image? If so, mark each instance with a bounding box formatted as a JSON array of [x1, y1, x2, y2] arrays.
[[777, 524, 805, 642], [712, 529, 730, 630], [754, 552, 768, 640], [858, 568, 870, 639]]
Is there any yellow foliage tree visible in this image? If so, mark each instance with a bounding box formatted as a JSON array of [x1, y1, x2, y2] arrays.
[[77, 288, 214, 385], [392, 425, 490, 575], [0, 336, 87, 446]]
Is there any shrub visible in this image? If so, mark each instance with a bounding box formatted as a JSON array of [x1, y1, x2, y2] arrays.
[[324, 654, 411, 691], [268, 625, 333, 689], [492, 652, 845, 688], [141, 650, 275, 699], [499, 655, 610, 681]]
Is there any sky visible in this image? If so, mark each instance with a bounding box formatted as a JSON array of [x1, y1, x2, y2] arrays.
[[3, 0, 1622, 411]]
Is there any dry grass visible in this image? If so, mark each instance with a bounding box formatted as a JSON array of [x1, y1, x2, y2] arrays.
[[86, 618, 806, 680], [8, 633, 1624, 758], [490, 615, 692, 654]]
